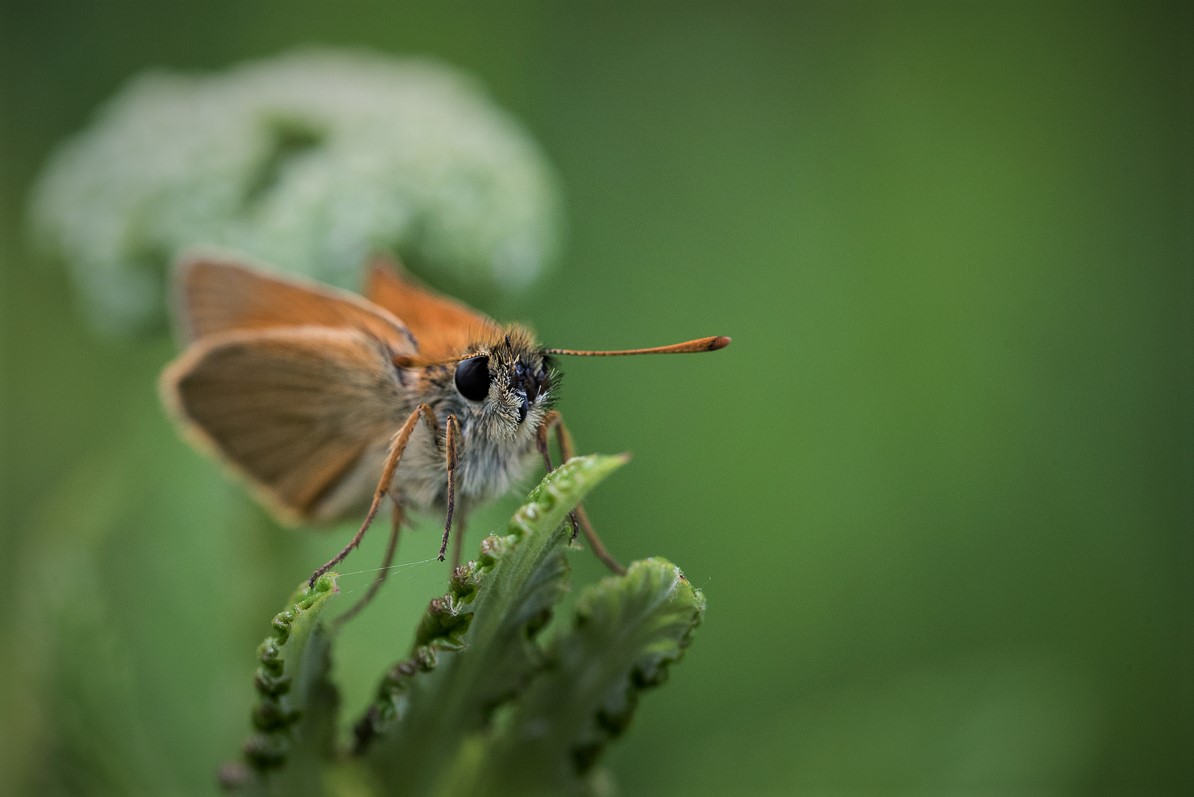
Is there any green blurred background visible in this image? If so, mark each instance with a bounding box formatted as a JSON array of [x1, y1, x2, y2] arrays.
[[2, 1, 1190, 794]]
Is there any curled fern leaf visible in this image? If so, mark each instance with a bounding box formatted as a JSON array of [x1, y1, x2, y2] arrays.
[[221, 574, 340, 794], [463, 558, 707, 794]]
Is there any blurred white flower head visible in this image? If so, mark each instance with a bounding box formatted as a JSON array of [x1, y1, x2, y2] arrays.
[[29, 48, 565, 334]]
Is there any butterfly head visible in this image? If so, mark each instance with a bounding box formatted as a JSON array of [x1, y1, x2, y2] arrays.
[[404, 324, 557, 439], [397, 323, 730, 440]]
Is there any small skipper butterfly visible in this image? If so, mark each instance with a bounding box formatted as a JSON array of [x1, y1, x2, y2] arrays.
[[160, 251, 729, 604]]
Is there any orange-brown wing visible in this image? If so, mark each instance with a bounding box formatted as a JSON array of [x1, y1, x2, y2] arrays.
[[160, 326, 410, 524], [366, 256, 501, 361], [174, 250, 417, 356]]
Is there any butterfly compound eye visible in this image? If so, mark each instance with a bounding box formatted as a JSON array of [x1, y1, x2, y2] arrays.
[[454, 356, 491, 401]]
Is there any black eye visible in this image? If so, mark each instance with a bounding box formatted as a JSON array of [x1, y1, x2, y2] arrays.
[[454, 356, 490, 401]]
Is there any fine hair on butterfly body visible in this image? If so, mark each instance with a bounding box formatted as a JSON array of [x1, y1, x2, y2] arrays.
[[159, 249, 730, 610]]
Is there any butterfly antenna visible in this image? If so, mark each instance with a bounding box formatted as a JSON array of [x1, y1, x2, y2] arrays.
[[544, 335, 731, 357]]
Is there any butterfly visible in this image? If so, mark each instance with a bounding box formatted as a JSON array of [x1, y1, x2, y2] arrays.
[[160, 251, 730, 596]]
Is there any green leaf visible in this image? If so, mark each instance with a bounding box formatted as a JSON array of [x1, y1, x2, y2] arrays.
[[461, 558, 706, 795], [215, 454, 702, 797], [221, 574, 341, 796], [354, 453, 629, 795]]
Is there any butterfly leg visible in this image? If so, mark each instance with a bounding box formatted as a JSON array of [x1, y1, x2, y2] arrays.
[[309, 402, 437, 586], [333, 501, 404, 628], [438, 414, 461, 562], [536, 410, 627, 575]]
